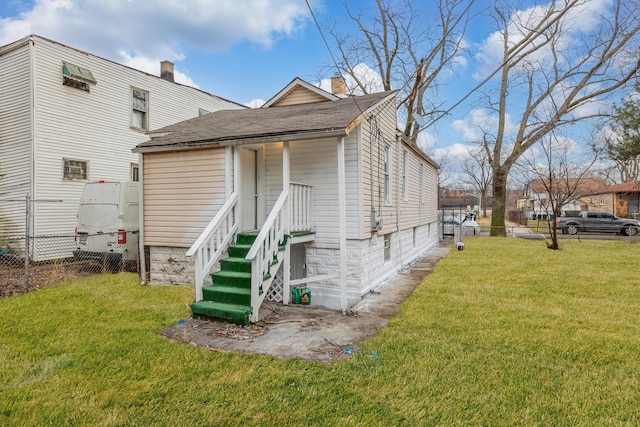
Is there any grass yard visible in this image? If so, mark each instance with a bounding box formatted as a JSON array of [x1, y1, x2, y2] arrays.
[[1, 238, 640, 425]]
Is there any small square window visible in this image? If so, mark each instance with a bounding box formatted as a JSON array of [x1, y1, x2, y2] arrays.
[[131, 88, 149, 130], [63, 159, 88, 181]]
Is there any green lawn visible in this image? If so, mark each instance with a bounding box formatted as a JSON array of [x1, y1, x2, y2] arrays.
[[1, 238, 640, 426]]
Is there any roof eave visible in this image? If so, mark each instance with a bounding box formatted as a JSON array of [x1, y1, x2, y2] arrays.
[[133, 128, 349, 154]]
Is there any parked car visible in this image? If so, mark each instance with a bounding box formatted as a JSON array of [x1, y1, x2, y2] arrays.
[[555, 211, 639, 236]]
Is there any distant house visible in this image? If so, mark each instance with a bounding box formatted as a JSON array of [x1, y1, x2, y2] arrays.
[[133, 77, 440, 323], [521, 177, 605, 219], [581, 181, 640, 218], [0, 34, 243, 260]]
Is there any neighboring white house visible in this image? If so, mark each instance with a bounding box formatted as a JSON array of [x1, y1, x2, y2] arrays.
[[133, 77, 440, 323], [0, 34, 244, 260], [522, 178, 606, 219]]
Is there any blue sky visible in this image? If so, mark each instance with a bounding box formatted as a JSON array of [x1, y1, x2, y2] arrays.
[[0, 0, 631, 181]]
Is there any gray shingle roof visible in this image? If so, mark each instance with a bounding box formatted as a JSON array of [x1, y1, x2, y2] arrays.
[[134, 90, 396, 153]]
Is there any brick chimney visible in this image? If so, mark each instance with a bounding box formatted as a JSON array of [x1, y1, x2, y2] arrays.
[[331, 74, 347, 96], [160, 60, 174, 83]]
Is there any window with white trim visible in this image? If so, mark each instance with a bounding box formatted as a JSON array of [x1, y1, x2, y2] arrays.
[[131, 163, 139, 182], [63, 158, 88, 181], [131, 88, 149, 130], [420, 163, 425, 203], [402, 149, 409, 201], [384, 145, 392, 204]]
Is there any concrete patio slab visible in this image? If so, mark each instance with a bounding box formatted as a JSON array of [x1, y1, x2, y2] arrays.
[[161, 245, 450, 363]]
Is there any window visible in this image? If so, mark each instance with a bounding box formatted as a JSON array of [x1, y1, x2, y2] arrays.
[[62, 62, 96, 93], [600, 196, 605, 206], [131, 88, 148, 130], [420, 163, 425, 203], [384, 234, 391, 261], [199, 108, 210, 117], [384, 145, 392, 204], [63, 159, 88, 180], [131, 163, 139, 182], [402, 150, 409, 201]]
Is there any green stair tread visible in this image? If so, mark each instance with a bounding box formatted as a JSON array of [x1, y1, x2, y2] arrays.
[[212, 270, 252, 279], [220, 257, 252, 272], [203, 285, 251, 302], [236, 232, 259, 245], [191, 301, 251, 325]]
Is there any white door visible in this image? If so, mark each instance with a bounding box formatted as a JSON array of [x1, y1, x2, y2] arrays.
[[239, 148, 257, 231]]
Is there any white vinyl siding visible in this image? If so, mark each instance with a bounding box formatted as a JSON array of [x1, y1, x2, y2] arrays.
[[0, 41, 32, 237], [0, 35, 242, 246], [265, 138, 359, 247], [143, 149, 226, 247]]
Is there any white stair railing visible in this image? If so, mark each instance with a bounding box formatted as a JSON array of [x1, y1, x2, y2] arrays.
[[290, 182, 313, 233], [246, 189, 288, 323], [186, 192, 239, 301]]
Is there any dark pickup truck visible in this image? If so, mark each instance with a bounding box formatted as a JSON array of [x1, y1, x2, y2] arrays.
[[555, 211, 639, 236]]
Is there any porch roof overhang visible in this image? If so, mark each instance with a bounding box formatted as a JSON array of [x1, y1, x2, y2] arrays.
[[133, 90, 397, 154]]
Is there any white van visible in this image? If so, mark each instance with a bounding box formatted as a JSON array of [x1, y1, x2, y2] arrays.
[[73, 181, 139, 271]]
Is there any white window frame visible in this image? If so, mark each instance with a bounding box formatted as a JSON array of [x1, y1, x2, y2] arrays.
[[131, 87, 149, 131], [131, 163, 139, 182], [420, 163, 425, 204], [384, 145, 392, 204], [63, 158, 89, 181], [402, 149, 409, 201]]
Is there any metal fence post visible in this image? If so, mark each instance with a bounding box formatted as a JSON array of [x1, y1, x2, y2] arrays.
[[24, 193, 30, 290]]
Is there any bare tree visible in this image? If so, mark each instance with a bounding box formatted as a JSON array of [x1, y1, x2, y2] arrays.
[[328, 0, 475, 143], [476, 0, 640, 236], [460, 142, 492, 217], [517, 132, 600, 249]]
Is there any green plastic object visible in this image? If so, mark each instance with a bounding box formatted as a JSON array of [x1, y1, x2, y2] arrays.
[[292, 287, 311, 305]]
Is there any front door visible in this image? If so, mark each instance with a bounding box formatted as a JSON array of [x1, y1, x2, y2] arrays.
[[239, 148, 257, 231]]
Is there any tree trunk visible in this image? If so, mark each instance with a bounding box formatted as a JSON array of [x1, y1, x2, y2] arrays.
[[490, 167, 508, 237]]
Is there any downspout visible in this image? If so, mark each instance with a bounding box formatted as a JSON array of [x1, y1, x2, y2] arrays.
[[337, 137, 348, 313], [138, 152, 146, 285]]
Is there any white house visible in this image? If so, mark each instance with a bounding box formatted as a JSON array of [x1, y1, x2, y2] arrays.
[[133, 77, 440, 324], [0, 34, 244, 260]]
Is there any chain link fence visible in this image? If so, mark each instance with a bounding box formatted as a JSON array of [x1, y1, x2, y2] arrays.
[[0, 231, 140, 298]]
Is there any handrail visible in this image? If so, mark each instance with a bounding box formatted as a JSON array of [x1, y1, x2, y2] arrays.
[[186, 192, 239, 301], [246, 190, 288, 261], [246, 189, 288, 323]]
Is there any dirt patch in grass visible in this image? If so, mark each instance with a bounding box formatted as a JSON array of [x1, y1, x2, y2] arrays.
[[0, 260, 103, 298]]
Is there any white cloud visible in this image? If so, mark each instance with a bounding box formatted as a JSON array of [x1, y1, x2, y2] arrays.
[[245, 99, 266, 108], [0, 0, 315, 86], [472, 0, 614, 80], [451, 109, 519, 142], [316, 63, 385, 96]]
